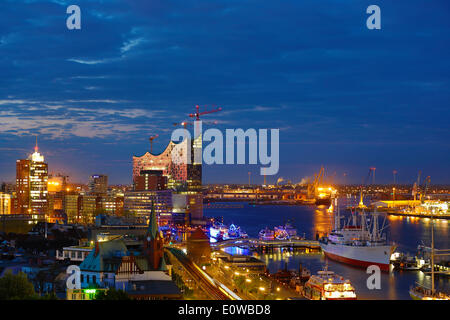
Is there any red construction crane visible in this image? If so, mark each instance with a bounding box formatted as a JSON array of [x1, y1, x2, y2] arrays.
[[173, 121, 192, 129], [189, 105, 222, 121], [149, 134, 158, 153]]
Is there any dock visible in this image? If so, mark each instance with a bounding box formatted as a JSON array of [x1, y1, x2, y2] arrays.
[[212, 238, 321, 252]]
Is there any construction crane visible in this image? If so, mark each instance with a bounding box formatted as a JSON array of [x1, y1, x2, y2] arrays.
[[173, 121, 192, 129], [173, 119, 218, 128], [189, 105, 222, 121], [149, 134, 159, 154]]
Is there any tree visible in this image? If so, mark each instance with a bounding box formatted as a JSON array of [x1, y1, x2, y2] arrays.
[[95, 288, 131, 300], [0, 271, 37, 300]]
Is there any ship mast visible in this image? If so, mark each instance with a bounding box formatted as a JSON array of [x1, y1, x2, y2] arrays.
[[431, 208, 435, 294], [335, 204, 340, 231]]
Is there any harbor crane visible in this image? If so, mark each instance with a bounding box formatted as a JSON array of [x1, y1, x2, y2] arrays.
[[358, 167, 375, 208], [307, 166, 324, 198], [420, 176, 431, 203], [413, 171, 422, 201]]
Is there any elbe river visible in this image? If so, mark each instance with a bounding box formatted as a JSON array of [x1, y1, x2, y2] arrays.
[[204, 198, 450, 300]]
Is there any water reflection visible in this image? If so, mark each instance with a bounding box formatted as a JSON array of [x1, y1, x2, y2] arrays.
[[204, 200, 450, 299]]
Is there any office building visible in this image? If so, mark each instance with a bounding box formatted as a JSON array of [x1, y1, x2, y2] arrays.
[[16, 142, 48, 216], [88, 174, 108, 195]]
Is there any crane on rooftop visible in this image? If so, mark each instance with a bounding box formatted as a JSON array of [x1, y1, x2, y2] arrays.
[[189, 105, 222, 121], [149, 134, 158, 154]]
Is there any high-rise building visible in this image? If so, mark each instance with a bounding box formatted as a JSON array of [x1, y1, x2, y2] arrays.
[[16, 142, 48, 216], [132, 136, 203, 224], [64, 194, 79, 223], [124, 190, 173, 225], [0, 193, 11, 215], [88, 174, 108, 195], [78, 195, 98, 224], [132, 136, 202, 191]]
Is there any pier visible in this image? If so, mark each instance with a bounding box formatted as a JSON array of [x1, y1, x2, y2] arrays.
[[212, 238, 321, 252]]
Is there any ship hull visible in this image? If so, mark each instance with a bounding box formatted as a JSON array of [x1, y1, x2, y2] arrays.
[[320, 242, 392, 272]]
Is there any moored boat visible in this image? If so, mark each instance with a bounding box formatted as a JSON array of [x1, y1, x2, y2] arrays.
[[259, 227, 275, 241], [319, 208, 393, 272], [303, 268, 357, 300]]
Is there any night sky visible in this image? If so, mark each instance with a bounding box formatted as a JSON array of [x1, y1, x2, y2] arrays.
[[0, 0, 449, 185]]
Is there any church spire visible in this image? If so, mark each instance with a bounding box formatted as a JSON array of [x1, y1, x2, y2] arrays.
[[147, 201, 159, 240]]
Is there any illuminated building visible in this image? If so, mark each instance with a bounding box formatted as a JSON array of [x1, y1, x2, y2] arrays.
[[77, 210, 180, 300], [0, 193, 11, 215], [100, 195, 124, 216], [132, 136, 202, 191], [78, 195, 98, 224], [124, 190, 172, 225], [16, 142, 48, 216], [48, 176, 65, 193], [134, 170, 167, 191], [64, 194, 79, 223], [172, 192, 203, 225], [132, 137, 203, 224], [88, 174, 108, 195]]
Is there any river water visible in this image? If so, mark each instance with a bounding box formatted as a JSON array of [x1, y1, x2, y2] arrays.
[[203, 199, 450, 300]]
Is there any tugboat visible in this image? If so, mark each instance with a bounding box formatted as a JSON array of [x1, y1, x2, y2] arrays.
[[303, 266, 357, 300], [259, 227, 275, 241]]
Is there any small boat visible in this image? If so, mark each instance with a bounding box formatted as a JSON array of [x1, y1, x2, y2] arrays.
[[274, 227, 290, 240], [274, 222, 298, 240], [224, 223, 248, 240], [303, 267, 357, 300], [410, 283, 450, 300], [259, 227, 275, 241], [391, 253, 421, 271]]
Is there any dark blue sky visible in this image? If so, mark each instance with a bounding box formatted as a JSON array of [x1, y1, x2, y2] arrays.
[[0, 0, 449, 185]]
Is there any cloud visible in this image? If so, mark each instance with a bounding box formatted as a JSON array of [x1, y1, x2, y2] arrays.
[[0, 101, 169, 139], [121, 37, 146, 53]]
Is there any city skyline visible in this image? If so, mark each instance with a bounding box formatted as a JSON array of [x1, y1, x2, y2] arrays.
[[0, 0, 449, 184]]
